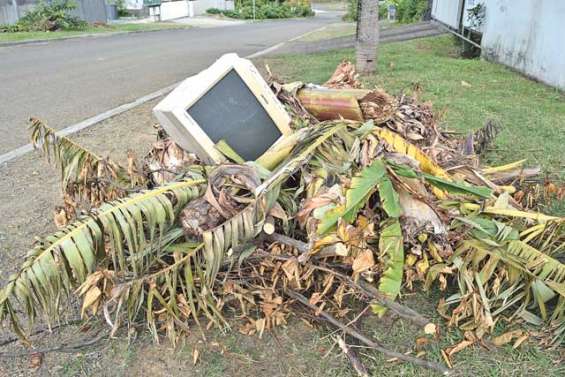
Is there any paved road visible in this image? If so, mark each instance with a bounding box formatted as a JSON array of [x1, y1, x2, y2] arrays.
[[0, 13, 338, 155]]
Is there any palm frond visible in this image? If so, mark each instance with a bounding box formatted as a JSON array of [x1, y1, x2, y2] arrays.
[[317, 159, 400, 235], [372, 127, 450, 198], [455, 238, 565, 321], [372, 220, 404, 316], [0, 179, 204, 337], [29, 118, 144, 206]]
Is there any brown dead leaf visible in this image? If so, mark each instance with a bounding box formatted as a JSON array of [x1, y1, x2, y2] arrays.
[[352, 249, 375, 275], [445, 340, 473, 357], [512, 333, 528, 349], [492, 330, 523, 347], [81, 286, 101, 318], [415, 337, 430, 350], [29, 352, 43, 370]]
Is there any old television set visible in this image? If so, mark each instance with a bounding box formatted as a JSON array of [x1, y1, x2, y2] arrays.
[[153, 53, 292, 164]]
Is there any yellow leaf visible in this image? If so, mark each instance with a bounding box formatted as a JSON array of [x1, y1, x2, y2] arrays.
[[482, 159, 527, 174], [416, 254, 430, 274], [373, 127, 450, 198], [483, 207, 561, 223], [406, 254, 418, 266]]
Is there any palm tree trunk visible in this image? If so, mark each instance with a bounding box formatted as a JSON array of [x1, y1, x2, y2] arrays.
[[355, 0, 379, 75]]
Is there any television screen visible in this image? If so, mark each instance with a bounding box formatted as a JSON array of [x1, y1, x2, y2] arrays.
[[186, 69, 283, 161]]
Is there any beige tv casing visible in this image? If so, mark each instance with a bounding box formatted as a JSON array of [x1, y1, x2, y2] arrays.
[[153, 53, 292, 164]]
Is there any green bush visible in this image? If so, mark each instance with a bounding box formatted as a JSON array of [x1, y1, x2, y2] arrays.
[[343, 0, 357, 21], [216, 2, 314, 20], [206, 7, 223, 15], [395, 0, 428, 23], [344, 0, 429, 23], [9, 0, 87, 32]]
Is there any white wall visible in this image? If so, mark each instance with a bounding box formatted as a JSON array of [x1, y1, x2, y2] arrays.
[[160, 0, 190, 20], [432, 0, 463, 29], [481, 0, 565, 90], [191, 0, 233, 16]]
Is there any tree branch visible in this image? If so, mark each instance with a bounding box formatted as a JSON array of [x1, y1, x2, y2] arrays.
[[286, 290, 451, 376]]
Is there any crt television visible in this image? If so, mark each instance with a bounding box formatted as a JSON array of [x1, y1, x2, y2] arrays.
[[153, 53, 292, 164]]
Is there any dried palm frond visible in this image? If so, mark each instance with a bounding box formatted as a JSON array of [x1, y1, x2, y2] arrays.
[[0, 178, 204, 339], [29, 118, 145, 209], [144, 138, 199, 186], [324, 60, 361, 89], [359, 89, 397, 124]]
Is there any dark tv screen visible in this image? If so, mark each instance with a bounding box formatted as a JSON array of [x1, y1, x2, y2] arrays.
[[186, 69, 282, 161]]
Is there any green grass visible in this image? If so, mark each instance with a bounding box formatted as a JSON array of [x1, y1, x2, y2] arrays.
[[0, 23, 191, 43], [260, 36, 565, 174]]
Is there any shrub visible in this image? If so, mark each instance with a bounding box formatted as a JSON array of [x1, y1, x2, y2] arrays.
[[395, 0, 428, 23], [206, 8, 223, 15], [344, 0, 429, 23], [14, 0, 87, 32], [218, 2, 314, 20]]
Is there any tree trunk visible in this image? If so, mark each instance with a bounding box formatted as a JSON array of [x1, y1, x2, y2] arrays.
[[355, 0, 379, 75]]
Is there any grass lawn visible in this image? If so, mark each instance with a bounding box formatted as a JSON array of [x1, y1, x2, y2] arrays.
[[260, 36, 565, 175], [0, 22, 191, 43]]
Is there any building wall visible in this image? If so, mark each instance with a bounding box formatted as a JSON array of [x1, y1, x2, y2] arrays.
[[0, 0, 108, 24], [431, 0, 463, 29], [481, 0, 565, 90], [160, 0, 189, 20], [191, 0, 233, 16]]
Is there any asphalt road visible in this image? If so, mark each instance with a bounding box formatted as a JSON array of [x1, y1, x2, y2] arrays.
[[0, 13, 338, 155]]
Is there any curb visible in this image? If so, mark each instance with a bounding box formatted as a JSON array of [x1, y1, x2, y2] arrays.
[[0, 26, 192, 48]]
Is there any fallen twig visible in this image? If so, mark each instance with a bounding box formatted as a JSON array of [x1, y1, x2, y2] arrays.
[[264, 236, 432, 328], [335, 336, 369, 377], [286, 290, 452, 376]]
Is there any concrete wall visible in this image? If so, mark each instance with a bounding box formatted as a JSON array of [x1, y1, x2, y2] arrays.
[[0, 0, 108, 24], [431, 0, 463, 29], [160, 0, 233, 19], [481, 0, 565, 90], [191, 0, 233, 16], [160, 0, 189, 20]]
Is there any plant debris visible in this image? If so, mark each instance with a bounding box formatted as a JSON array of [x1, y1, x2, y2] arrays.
[[1, 61, 563, 375]]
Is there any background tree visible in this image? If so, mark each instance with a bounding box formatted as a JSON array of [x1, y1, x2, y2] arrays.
[[355, 0, 379, 75]]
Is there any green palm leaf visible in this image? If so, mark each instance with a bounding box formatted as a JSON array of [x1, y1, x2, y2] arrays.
[[318, 159, 400, 235], [372, 220, 404, 316]]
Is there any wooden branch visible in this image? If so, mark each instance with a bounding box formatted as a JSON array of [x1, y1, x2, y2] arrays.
[[266, 234, 432, 328], [335, 336, 369, 377], [287, 290, 451, 376], [263, 216, 275, 235]]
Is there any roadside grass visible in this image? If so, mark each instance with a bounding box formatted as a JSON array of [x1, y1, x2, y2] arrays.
[[0, 22, 191, 43], [297, 20, 402, 43], [298, 22, 356, 42], [259, 35, 565, 175]]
